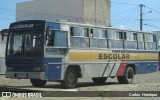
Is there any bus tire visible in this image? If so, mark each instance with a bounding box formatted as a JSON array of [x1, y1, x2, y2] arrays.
[[92, 77, 107, 84], [30, 79, 47, 87], [117, 66, 134, 84], [61, 68, 78, 88]]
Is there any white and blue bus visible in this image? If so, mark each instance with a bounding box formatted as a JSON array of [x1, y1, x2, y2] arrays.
[[5, 20, 160, 88]]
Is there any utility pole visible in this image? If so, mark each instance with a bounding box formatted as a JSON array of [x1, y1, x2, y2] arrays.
[[140, 4, 143, 31]]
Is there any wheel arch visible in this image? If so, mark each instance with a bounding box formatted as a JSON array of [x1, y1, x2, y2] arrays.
[[65, 65, 82, 78]]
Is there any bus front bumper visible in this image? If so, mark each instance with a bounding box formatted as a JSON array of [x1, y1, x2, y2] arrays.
[[5, 72, 45, 80]]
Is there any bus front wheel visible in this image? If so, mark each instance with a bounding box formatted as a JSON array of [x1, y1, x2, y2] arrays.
[[61, 68, 78, 88], [117, 66, 134, 84], [92, 77, 107, 84], [30, 79, 47, 87]]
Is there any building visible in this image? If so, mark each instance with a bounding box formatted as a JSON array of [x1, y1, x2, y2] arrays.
[[16, 0, 111, 26], [0, 29, 7, 74]]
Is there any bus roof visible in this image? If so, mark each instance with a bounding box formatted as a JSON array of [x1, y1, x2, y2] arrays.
[[54, 20, 155, 34], [10, 20, 156, 34]]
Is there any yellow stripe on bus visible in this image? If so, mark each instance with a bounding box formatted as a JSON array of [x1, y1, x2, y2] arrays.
[[69, 52, 158, 61], [69, 52, 90, 61], [146, 53, 158, 60]]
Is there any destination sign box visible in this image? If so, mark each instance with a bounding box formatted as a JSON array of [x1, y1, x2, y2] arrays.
[[10, 20, 45, 30]]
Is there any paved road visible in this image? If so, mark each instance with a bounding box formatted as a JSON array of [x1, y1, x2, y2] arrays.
[[0, 71, 160, 100]]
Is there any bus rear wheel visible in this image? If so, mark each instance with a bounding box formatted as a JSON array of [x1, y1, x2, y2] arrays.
[[30, 79, 47, 87], [117, 66, 134, 84], [61, 69, 78, 88], [92, 77, 107, 84]]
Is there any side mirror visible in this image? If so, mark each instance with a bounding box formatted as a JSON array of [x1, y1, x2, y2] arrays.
[[2, 31, 4, 41]]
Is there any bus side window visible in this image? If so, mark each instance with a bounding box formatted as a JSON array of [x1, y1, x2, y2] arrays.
[[153, 35, 156, 42], [145, 34, 156, 50], [91, 28, 107, 48], [70, 27, 89, 48], [70, 27, 74, 36], [124, 32, 137, 49], [119, 32, 123, 39], [108, 30, 123, 49], [90, 29, 93, 37], [45, 30, 54, 46], [137, 33, 145, 50], [133, 33, 137, 40], [124, 32, 127, 40]]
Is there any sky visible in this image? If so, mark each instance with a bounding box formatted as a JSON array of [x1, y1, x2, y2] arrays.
[[0, 0, 160, 32], [111, 0, 160, 32]]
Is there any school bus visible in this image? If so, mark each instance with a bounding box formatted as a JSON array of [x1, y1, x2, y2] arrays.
[[5, 20, 160, 88]]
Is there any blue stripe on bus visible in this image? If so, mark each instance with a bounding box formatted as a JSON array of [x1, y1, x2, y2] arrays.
[[101, 61, 110, 77], [109, 62, 116, 76]]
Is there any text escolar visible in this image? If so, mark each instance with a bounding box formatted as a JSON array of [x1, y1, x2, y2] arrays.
[[99, 53, 130, 60]]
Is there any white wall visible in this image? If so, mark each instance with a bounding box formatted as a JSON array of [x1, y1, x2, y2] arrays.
[[16, 0, 83, 22], [16, 0, 111, 26]]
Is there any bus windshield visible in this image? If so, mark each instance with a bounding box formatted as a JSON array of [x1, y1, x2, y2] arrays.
[[7, 30, 42, 57]]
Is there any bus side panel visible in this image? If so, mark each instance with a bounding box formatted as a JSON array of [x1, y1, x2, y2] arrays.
[[43, 58, 62, 80], [100, 61, 126, 77], [146, 62, 158, 73], [136, 62, 158, 74], [136, 62, 147, 74], [83, 64, 100, 78], [45, 64, 62, 80], [146, 52, 159, 73]]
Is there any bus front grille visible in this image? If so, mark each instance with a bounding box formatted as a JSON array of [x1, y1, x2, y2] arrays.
[[6, 58, 42, 72]]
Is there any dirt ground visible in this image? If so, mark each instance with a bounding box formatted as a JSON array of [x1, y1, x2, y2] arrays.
[[0, 71, 160, 100]]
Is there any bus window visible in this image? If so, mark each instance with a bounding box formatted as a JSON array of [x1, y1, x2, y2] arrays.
[[145, 34, 157, 50], [153, 35, 156, 42], [55, 31, 67, 47], [108, 30, 121, 39], [108, 30, 123, 49], [46, 30, 54, 46], [137, 33, 145, 50], [133, 33, 137, 40], [70, 27, 89, 48], [70, 27, 88, 37], [45, 30, 68, 56], [124, 32, 137, 49], [91, 29, 107, 48]]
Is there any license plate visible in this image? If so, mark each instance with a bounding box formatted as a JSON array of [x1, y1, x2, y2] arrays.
[[17, 73, 27, 78]]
